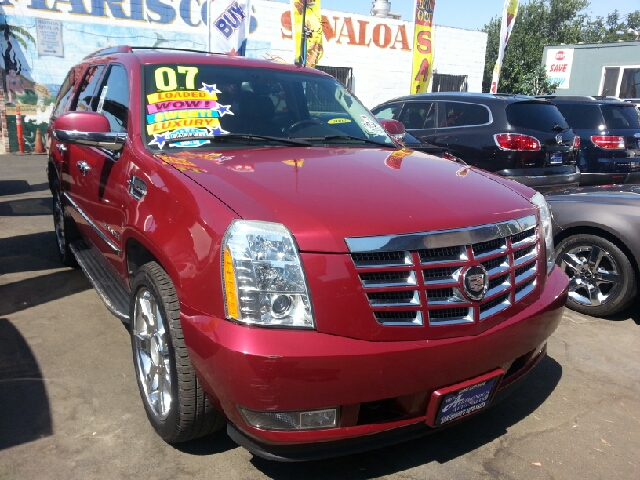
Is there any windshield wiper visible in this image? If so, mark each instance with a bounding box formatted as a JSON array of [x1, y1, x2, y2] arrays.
[[552, 124, 568, 132], [294, 135, 392, 147], [163, 133, 311, 147]]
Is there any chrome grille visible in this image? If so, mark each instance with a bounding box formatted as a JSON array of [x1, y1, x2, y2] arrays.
[[346, 217, 539, 328], [359, 271, 417, 288], [419, 246, 467, 263]]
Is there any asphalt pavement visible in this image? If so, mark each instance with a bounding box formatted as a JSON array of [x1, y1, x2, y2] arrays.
[[1, 153, 639, 480]]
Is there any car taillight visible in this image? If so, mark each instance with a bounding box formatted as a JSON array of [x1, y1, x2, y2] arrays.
[[573, 136, 580, 149], [591, 135, 625, 149], [494, 133, 541, 151]]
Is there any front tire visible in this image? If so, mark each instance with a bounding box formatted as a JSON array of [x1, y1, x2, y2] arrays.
[[130, 262, 224, 442], [52, 180, 78, 268], [556, 234, 637, 316]]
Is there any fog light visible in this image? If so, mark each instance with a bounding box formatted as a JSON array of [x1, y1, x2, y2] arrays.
[[239, 407, 338, 430]]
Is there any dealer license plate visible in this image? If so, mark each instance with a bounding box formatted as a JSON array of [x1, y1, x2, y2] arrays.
[[550, 153, 563, 164], [435, 377, 498, 426]]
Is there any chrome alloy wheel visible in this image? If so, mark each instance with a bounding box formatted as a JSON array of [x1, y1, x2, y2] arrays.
[[133, 288, 172, 420], [559, 245, 621, 307], [53, 190, 66, 257]]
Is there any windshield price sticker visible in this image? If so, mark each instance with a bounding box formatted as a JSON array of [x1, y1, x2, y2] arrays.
[[147, 68, 234, 149], [360, 115, 386, 136], [435, 377, 498, 426]]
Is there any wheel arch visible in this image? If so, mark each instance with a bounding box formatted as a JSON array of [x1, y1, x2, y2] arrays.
[[126, 237, 161, 284], [47, 157, 59, 192]]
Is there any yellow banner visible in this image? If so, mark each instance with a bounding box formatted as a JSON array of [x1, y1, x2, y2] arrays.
[[291, 0, 323, 67], [411, 0, 436, 94]]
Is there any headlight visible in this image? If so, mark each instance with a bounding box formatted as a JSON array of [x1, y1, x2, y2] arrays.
[[221, 220, 315, 328], [530, 192, 556, 275]]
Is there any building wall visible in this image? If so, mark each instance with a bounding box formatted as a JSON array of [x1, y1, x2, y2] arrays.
[[542, 42, 640, 96], [0, 0, 487, 151]]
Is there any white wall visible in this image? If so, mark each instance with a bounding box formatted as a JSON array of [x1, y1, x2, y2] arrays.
[[248, 1, 488, 108]]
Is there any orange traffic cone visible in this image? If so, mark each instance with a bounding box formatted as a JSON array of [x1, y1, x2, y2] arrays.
[[34, 128, 45, 153]]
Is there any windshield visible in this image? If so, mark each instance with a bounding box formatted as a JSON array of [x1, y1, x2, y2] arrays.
[[143, 64, 395, 150]]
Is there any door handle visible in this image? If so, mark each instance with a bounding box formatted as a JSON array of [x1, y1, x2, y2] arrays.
[[77, 160, 91, 176], [56, 144, 67, 154]]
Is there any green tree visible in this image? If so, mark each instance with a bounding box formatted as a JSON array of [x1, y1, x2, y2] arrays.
[[582, 10, 640, 43], [482, 0, 640, 94], [483, 1, 574, 93], [517, 64, 560, 95]]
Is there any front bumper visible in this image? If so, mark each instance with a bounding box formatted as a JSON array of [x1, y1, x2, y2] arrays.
[[181, 267, 568, 457]]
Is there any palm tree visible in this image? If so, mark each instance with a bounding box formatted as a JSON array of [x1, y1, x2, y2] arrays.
[[1, 23, 35, 50]]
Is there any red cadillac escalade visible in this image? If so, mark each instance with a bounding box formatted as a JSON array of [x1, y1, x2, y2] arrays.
[[47, 46, 568, 461]]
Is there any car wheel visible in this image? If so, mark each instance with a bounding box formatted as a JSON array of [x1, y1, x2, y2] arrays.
[[52, 180, 78, 268], [556, 234, 637, 316], [130, 262, 224, 443]]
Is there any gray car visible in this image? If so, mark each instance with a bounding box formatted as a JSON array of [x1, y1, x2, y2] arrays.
[[547, 185, 640, 316]]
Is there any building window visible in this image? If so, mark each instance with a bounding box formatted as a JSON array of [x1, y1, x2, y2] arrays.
[[600, 65, 640, 98], [315, 66, 353, 91], [601, 68, 620, 96], [432, 74, 468, 92], [620, 68, 640, 98]]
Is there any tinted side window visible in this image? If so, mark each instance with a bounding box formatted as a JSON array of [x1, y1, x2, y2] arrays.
[[73, 65, 106, 112], [52, 69, 76, 117], [441, 102, 489, 127], [98, 64, 129, 132], [399, 102, 436, 129], [372, 103, 401, 120], [506, 102, 568, 131], [601, 105, 640, 129]]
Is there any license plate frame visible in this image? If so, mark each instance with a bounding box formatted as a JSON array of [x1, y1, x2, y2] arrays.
[[425, 369, 503, 428], [550, 153, 563, 164]]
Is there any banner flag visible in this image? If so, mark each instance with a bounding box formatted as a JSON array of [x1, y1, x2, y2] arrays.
[[291, 0, 323, 67], [410, 0, 435, 94], [209, 0, 252, 55], [490, 0, 519, 93]]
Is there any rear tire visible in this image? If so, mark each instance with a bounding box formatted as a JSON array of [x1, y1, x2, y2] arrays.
[[130, 261, 224, 443], [555, 234, 637, 316], [52, 180, 79, 268]]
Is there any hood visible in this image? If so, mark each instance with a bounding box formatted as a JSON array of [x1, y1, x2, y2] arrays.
[[157, 146, 537, 253]]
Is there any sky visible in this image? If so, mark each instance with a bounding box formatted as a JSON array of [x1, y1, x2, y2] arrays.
[[273, 0, 640, 31]]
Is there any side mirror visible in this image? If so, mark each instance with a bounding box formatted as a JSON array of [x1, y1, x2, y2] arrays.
[[379, 119, 406, 143], [53, 111, 126, 151]]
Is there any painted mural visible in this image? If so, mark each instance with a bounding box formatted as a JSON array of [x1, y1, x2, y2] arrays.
[[0, 1, 211, 152]]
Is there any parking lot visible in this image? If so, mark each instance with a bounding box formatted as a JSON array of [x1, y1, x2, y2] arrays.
[[1, 152, 639, 480]]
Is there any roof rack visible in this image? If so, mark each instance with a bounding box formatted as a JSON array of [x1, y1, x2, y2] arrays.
[[83, 45, 212, 60], [535, 95, 625, 102]]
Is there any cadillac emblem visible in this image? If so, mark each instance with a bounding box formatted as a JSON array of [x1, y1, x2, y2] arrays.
[[462, 265, 489, 301], [556, 133, 563, 145]]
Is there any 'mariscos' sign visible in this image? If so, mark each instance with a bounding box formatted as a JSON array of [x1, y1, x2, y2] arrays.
[[11, 0, 208, 28], [280, 10, 410, 51]]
